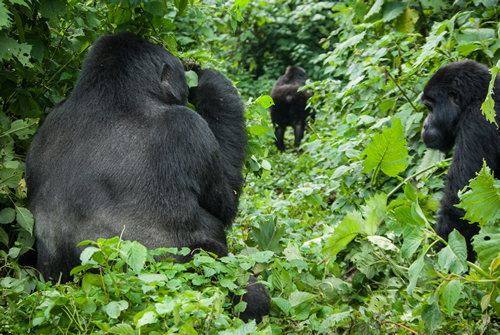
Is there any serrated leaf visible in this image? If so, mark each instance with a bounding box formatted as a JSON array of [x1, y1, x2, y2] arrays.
[[0, 2, 11, 27], [481, 66, 499, 127], [382, 1, 406, 22], [40, 0, 66, 23], [457, 161, 500, 226], [122, 241, 147, 275], [401, 233, 424, 259], [16, 207, 33, 235], [441, 280, 461, 316], [473, 225, 500, 270], [0, 168, 22, 188], [251, 217, 285, 253], [0, 32, 32, 67], [437, 230, 468, 274], [414, 30, 447, 68], [361, 192, 387, 235], [322, 211, 362, 256], [364, 0, 384, 20], [362, 118, 408, 177]]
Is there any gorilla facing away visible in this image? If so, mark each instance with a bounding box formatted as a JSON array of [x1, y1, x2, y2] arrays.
[[421, 60, 500, 261], [25, 32, 270, 322], [270, 66, 314, 152]]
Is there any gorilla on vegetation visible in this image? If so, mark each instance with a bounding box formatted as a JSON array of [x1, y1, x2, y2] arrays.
[[25, 32, 270, 323], [421, 60, 500, 261], [270, 66, 314, 152]]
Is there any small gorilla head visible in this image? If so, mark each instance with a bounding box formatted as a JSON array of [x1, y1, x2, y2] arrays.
[[421, 60, 490, 152], [282, 66, 308, 84]]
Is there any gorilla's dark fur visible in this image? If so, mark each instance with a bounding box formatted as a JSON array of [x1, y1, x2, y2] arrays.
[[421, 60, 500, 261], [270, 66, 314, 152], [25, 32, 269, 322]]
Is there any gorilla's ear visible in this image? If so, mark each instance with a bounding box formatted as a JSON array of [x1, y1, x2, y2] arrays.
[[449, 91, 460, 107]]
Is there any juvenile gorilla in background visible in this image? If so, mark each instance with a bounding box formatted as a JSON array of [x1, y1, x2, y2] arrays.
[[25, 32, 270, 322], [421, 60, 500, 261], [270, 66, 314, 152]]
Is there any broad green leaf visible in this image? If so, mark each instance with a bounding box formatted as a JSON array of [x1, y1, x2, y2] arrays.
[[144, 1, 164, 16], [362, 118, 408, 177], [367, 236, 399, 252], [361, 192, 387, 235], [437, 229, 467, 274], [185, 70, 198, 88], [322, 211, 362, 257], [421, 302, 442, 332], [416, 149, 446, 181], [381, 1, 406, 22], [248, 124, 272, 135], [395, 8, 419, 33], [457, 161, 500, 226], [40, 0, 66, 23], [105, 301, 128, 319], [333, 32, 366, 55], [256, 94, 274, 108], [108, 324, 134, 335], [441, 280, 461, 316], [15, 207, 33, 235], [138, 274, 167, 283], [289, 291, 318, 307], [481, 65, 499, 127], [251, 217, 285, 253], [401, 233, 424, 259], [407, 248, 425, 295], [472, 225, 500, 270], [283, 242, 303, 261], [273, 297, 292, 314], [0, 208, 16, 224], [0, 2, 10, 27], [0, 168, 22, 188], [122, 241, 147, 274], [364, 0, 384, 20], [318, 311, 352, 333], [173, 0, 188, 14], [136, 311, 157, 328]]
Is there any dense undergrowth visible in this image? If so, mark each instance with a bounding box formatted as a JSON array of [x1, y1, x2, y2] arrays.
[[3, 0, 500, 333]]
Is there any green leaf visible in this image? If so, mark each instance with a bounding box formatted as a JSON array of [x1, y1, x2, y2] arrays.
[[289, 291, 318, 307], [256, 95, 274, 108], [0, 2, 11, 27], [0, 32, 32, 67], [414, 30, 447, 68], [472, 225, 500, 270], [248, 124, 272, 135], [144, 1, 164, 16], [401, 233, 424, 259], [322, 211, 362, 257], [185, 70, 198, 88], [40, 0, 67, 23], [251, 217, 285, 253], [0, 227, 8, 247], [283, 242, 303, 261], [174, 0, 188, 14], [421, 302, 442, 332], [481, 65, 499, 127], [0, 208, 16, 224], [361, 192, 387, 235], [108, 324, 135, 335], [362, 117, 408, 178], [15, 207, 33, 235], [437, 229, 468, 274], [122, 241, 147, 275], [364, 0, 384, 20], [105, 301, 129, 319], [136, 311, 157, 328], [441, 280, 461, 316], [0, 168, 22, 188], [273, 297, 292, 314], [381, 1, 406, 22], [395, 8, 419, 33], [457, 161, 500, 226], [138, 274, 167, 283], [407, 248, 425, 295]]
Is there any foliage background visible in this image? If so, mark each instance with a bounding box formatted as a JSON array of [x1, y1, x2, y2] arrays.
[[3, 0, 500, 333]]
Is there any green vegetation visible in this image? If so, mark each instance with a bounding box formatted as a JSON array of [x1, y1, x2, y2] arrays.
[[2, 0, 500, 333]]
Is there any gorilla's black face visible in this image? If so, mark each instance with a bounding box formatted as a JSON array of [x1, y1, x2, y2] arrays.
[[421, 66, 463, 153]]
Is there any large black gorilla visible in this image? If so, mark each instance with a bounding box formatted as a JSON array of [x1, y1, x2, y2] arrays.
[[25, 32, 270, 322], [270, 66, 314, 152], [421, 60, 500, 261]]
